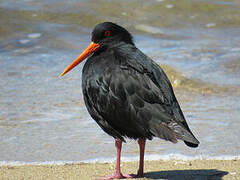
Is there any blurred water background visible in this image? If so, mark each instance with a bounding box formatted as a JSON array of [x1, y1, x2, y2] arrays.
[[0, 0, 240, 163]]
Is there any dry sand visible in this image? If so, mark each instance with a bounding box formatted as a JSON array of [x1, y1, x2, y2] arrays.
[[0, 159, 239, 180]]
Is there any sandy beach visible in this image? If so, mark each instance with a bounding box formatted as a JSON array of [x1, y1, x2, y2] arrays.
[[1, 159, 239, 180]]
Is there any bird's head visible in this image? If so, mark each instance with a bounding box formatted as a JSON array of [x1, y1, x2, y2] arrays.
[[91, 22, 133, 45], [60, 22, 133, 77]]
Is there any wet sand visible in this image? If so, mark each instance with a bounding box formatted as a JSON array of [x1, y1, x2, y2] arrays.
[[1, 159, 239, 180]]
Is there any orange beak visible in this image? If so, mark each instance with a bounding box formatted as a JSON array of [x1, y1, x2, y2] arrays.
[[59, 42, 100, 77]]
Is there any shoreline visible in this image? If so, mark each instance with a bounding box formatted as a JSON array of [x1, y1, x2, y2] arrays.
[[1, 159, 239, 180], [1, 154, 239, 165]]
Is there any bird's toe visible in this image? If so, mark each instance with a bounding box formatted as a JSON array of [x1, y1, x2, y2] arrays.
[[97, 172, 138, 179]]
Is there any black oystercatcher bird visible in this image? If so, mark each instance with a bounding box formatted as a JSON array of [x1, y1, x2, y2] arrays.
[[60, 22, 199, 179]]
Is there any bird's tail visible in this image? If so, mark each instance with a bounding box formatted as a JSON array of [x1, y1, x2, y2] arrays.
[[149, 121, 200, 147], [173, 124, 200, 148], [184, 141, 199, 148]]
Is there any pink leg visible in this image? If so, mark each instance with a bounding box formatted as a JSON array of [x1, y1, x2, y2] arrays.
[[98, 139, 135, 179], [137, 138, 146, 177]]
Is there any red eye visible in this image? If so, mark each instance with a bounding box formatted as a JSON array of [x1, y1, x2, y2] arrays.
[[104, 30, 111, 37]]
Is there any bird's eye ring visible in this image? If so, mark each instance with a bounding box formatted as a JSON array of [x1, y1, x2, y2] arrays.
[[104, 30, 111, 37]]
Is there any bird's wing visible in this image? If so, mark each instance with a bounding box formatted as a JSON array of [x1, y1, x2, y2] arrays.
[[121, 47, 199, 144]]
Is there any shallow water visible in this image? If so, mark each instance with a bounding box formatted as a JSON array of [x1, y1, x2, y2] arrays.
[[0, 0, 240, 163]]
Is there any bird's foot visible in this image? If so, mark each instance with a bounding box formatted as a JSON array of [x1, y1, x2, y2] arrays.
[[97, 172, 140, 179]]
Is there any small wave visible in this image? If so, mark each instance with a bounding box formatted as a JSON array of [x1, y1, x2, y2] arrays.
[[1, 154, 239, 166]]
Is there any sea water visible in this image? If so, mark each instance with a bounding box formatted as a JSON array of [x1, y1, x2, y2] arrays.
[[0, 0, 240, 164]]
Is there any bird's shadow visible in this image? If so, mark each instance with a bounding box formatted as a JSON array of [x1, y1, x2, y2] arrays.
[[143, 169, 228, 180]]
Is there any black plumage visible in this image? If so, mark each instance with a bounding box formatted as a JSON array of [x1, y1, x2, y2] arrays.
[[60, 22, 199, 178], [82, 22, 199, 147]]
